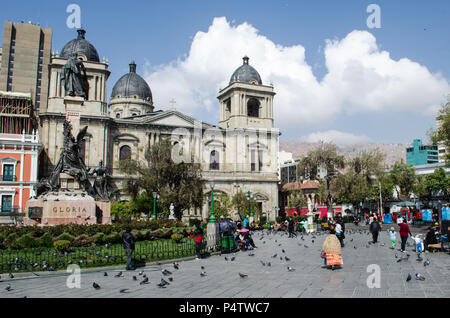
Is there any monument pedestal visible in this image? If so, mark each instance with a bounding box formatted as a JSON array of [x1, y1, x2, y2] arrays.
[[24, 174, 111, 226]]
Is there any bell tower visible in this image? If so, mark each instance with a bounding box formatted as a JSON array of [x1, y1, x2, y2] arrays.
[[218, 57, 275, 129]]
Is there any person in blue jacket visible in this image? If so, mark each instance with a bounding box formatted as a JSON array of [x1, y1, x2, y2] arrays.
[[243, 216, 249, 229]]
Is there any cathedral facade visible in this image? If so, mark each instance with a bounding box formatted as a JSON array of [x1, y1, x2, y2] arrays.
[[38, 29, 280, 222]]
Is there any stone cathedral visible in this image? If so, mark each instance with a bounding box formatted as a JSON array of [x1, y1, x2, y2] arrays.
[[38, 29, 280, 222]]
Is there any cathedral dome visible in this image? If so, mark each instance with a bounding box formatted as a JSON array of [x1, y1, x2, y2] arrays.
[[111, 61, 153, 102], [229, 56, 262, 85], [60, 29, 100, 62]]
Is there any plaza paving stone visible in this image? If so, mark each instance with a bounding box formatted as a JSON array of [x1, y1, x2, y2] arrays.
[[0, 225, 449, 298]]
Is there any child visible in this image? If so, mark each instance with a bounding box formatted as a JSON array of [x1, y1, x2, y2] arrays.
[[389, 227, 396, 249], [413, 234, 424, 253], [320, 250, 327, 266]]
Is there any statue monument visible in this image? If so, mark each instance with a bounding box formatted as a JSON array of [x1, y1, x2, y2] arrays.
[[26, 120, 112, 225], [61, 54, 89, 99]]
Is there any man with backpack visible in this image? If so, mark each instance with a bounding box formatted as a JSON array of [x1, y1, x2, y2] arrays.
[[370, 218, 382, 243]]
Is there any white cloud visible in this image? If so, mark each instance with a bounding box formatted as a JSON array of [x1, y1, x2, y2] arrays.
[[144, 17, 450, 134], [300, 130, 372, 145]]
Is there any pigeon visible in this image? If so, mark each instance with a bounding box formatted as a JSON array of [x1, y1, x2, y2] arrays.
[[93, 282, 101, 290], [140, 277, 149, 285], [272, 254, 277, 258], [138, 271, 143, 276], [200, 271, 207, 277], [239, 273, 248, 278], [397, 258, 403, 263], [287, 266, 296, 272], [304, 245, 308, 248], [248, 253, 255, 257], [380, 243, 385, 246], [285, 256, 290, 261], [162, 269, 172, 276], [415, 273, 425, 281], [115, 271, 123, 277], [312, 240, 314, 244], [280, 257, 283, 260], [224, 257, 228, 261], [119, 288, 129, 293], [103, 272, 108, 277], [260, 260, 266, 266], [282, 249, 285, 253], [395, 253, 398, 258], [168, 277, 173, 282], [132, 276, 137, 281], [354, 246, 357, 250], [173, 262, 179, 270], [267, 262, 271, 267], [424, 259, 430, 267], [5, 284, 12, 291], [9, 273, 14, 279], [416, 254, 423, 262], [350, 239, 354, 242], [201, 266, 205, 270], [230, 257, 235, 262]]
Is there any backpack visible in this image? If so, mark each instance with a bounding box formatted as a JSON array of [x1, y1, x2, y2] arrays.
[[372, 222, 378, 231]]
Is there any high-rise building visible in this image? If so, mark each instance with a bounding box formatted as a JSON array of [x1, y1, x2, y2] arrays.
[[0, 21, 52, 111], [406, 139, 439, 166]]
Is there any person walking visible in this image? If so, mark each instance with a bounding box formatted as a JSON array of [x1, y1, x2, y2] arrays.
[[288, 218, 296, 238], [388, 226, 397, 249], [322, 224, 343, 270], [243, 216, 249, 230], [336, 219, 345, 247], [193, 223, 205, 260], [370, 218, 381, 243], [399, 219, 412, 252], [122, 227, 135, 271]]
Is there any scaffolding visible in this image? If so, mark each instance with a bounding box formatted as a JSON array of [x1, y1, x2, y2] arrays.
[[0, 91, 37, 134]]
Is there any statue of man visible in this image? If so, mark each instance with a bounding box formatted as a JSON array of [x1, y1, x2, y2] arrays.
[[89, 160, 111, 201], [61, 54, 88, 99]]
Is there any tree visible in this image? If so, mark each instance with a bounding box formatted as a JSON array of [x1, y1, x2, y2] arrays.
[[232, 191, 248, 220], [110, 201, 139, 221], [287, 192, 307, 214], [119, 140, 204, 221], [214, 193, 233, 220], [389, 161, 416, 198], [297, 141, 345, 215], [334, 149, 386, 217], [429, 95, 450, 163], [413, 168, 449, 201]]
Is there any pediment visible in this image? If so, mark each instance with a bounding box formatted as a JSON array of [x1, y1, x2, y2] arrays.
[[148, 112, 195, 128]]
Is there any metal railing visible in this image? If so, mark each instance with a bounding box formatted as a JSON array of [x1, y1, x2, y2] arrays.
[[0, 238, 206, 273], [0, 206, 20, 213], [1, 175, 17, 182]]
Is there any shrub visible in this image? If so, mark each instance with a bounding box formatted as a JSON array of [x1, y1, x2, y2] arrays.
[[104, 232, 121, 244], [171, 234, 184, 243], [5, 232, 19, 246], [73, 234, 94, 247], [57, 232, 75, 243], [275, 216, 282, 224], [0, 232, 4, 243], [135, 230, 147, 242], [54, 240, 71, 252], [39, 232, 54, 248], [259, 216, 267, 225], [189, 218, 201, 227], [94, 233, 106, 245], [10, 233, 38, 249]]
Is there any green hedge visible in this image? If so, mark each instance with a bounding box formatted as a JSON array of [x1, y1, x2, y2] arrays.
[[54, 240, 71, 252]]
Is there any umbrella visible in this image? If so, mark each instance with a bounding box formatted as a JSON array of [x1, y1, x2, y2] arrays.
[[239, 229, 249, 232]]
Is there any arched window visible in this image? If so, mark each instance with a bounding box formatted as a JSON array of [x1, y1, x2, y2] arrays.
[[116, 113, 121, 118], [210, 150, 219, 171], [247, 98, 260, 118], [119, 145, 132, 161]]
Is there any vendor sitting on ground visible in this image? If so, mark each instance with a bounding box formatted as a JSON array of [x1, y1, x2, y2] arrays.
[[424, 227, 438, 251]]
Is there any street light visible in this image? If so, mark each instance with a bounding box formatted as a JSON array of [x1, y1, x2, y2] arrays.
[[246, 191, 254, 221], [209, 180, 216, 224], [152, 192, 158, 220]]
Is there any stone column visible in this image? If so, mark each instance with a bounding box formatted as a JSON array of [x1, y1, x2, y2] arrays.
[[64, 96, 84, 136]]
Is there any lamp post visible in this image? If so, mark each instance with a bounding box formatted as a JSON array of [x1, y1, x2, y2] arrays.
[[209, 181, 216, 224], [206, 180, 219, 251], [246, 191, 254, 224], [152, 192, 158, 220]]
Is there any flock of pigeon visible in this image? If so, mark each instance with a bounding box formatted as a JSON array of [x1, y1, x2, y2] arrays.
[[0, 226, 439, 296]]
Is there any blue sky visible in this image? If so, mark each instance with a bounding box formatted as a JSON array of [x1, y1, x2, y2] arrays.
[[1, 0, 449, 144]]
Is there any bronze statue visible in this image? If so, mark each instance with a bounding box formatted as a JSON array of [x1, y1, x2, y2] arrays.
[[89, 160, 113, 201], [37, 120, 94, 197], [61, 54, 89, 99]]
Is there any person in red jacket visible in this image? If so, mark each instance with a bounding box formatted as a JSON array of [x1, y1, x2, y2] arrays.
[[399, 219, 412, 252]]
